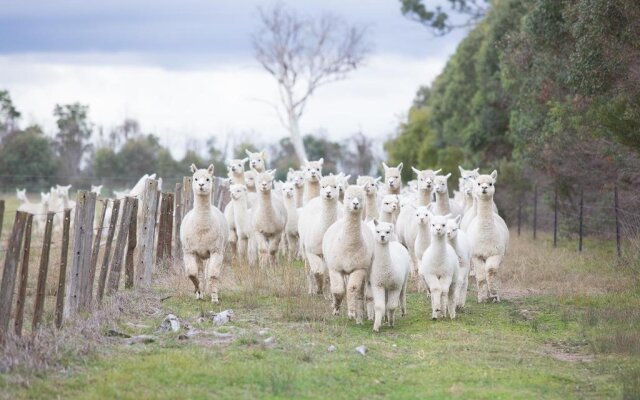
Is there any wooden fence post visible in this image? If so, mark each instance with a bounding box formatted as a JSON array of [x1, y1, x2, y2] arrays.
[[136, 179, 160, 287], [14, 214, 33, 336], [97, 199, 120, 302], [157, 192, 174, 264], [0, 212, 27, 340], [55, 209, 71, 329], [533, 185, 538, 240], [553, 186, 558, 247], [517, 199, 522, 237], [174, 182, 183, 269], [83, 199, 107, 310], [614, 183, 621, 258], [125, 198, 138, 289], [107, 196, 135, 295], [183, 176, 193, 214], [32, 212, 54, 331], [65, 191, 96, 318], [0, 199, 4, 241], [579, 188, 584, 252]]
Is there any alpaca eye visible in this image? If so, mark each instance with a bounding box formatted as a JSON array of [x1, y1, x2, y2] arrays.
[[489, 183, 493, 186], [206, 178, 210, 182]]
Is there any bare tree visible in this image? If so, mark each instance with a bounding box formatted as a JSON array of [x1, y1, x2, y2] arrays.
[[252, 3, 370, 164]]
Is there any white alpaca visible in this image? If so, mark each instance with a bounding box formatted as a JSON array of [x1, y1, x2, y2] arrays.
[[467, 171, 509, 303], [445, 216, 471, 309], [413, 206, 431, 262], [367, 220, 410, 332], [298, 175, 342, 294], [433, 174, 462, 217], [366, 194, 399, 240], [180, 164, 228, 303], [129, 174, 154, 197], [323, 186, 374, 324], [419, 213, 459, 320], [287, 168, 306, 207], [382, 162, 403, 195], [229, 184, 252, 260], [458, 166, 479, 213], [356, 176, 381, 222], [56, 184, 75, 210], [336, 173, 351, 203], [251, 170, 286, 267], [244, 170, 257, 193], [302, 158, 324, 204], [16, 188, 27, 203], [227, 158, 249, 184], [281, 182, 300, 260], [113, 189, 129, 199], [245, 149, 267, 172], [91, 185, 103, 196]]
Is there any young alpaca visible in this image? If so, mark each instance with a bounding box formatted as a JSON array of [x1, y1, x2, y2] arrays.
[[180, 164, 228, 303], [245, 149, 267, 172], [224, 158, 249, 257], [467, 171, 509, 303], [302, 158, 324, 204], [336, 173, 351, 203], [56, 184, 75, 210], [366, 194, 400, 240], [244, 170, 257, 193], [458, 166, 479, 213], [298, 175, 342, 294], [281, 182, 300, 260], [356, 176, 381, 222], [419, 213, 459, 320], [227, 158, 249, 184], [382, 162, 403, 195], [288, 169, 306, 207], [433, 174, 462, 217], [413, 206, 431, 262], [229, 184, 252, 260], [91, 185, 103, 196], [323, 186, 374, 324], [367, 220, 410, 332], [446, 216, 471, 309], [251, 170, 286, 267]]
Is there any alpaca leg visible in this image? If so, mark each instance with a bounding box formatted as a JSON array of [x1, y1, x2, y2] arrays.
[[386, 289, 401, 328], [473, 256, 488, 303], [346, 269, 367, 324], [486, 255, 502, 302], [206, 252, 224, 304], [365, 281, 374, 321], [372, 285, 386, 332], [447, 285, 457, 319], [458, 265, 469, 309], [255, 234, 269, 268], [400, 280, 407, 317], [304, 255, 317, 295], [329, 269, 345, 316], [267, 235, 281, 267], [237, 236, 248, 261], [184, 253, 202, 299], [228, 228, 237, 257], [307, 253, 325, 295]]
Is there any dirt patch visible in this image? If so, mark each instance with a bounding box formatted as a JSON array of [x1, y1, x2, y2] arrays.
[[542, 343, 594, 363]]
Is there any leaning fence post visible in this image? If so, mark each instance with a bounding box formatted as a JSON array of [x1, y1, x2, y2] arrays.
[[0, 199, 5, 241], [553, 185, 558, 247], [84, 199, 108, 309], [517, 198, 522, 237], [14, 214, 33, 336], [107, 196, 135, 295], [183, 176, 193, 214], [136, 179, 160, 287], [125, 198, 138, 289], [32, 212, 54, 331], [173, 182, 183, 269], [157, 192, 174, 265], [97, 199, 120, 302], [579, 187, 584, 252], [533, 185, 538, 240], [55, 209, 71, 329], [0, 211, 27, 340], [614, 183, 621, 258]]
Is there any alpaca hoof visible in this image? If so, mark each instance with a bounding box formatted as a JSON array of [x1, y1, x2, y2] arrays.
[[195, 291, 203, 300], [347, 311, 356, 320], [431, 316, 437, 321], [332, 309, 340, 316], [373, 327, 380, 333], [491, 296, 500, 303], [211, 295, 220, 304]]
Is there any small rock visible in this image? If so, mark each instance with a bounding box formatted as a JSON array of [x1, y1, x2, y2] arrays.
[[258, 329, 269, 336], [327, 345, 337, 353], [355, 345, 367, 356], [196, 317, 206, 324], [179, 329, 199, 340], [212, 310, 234, 326], [391, 344, 397, 348], [105, 329, 131, 338], [128, 335, 155, 345], [263, 336, 276, 345], [159, 314, 180, 332]]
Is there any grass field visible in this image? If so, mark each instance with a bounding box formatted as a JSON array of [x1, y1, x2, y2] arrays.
[[1, 194, 639, 399]]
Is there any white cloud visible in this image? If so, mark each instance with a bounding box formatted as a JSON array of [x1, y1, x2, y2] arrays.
[[0, 53, 445, 157]]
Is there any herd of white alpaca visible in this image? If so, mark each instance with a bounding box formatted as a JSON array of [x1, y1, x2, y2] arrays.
[[181, 149, 510, 332]]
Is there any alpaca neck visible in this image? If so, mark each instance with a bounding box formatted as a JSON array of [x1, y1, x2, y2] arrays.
[[343, 211, 364, 245], [230, 171, 245, 185], [321, 198, 339, 221], [417, 189, 432, 207], [416, 223, 429, 241], [429, 233, 448, 255], [304, 180, 320, 203], [193, 192, 212, 213], [294, 185, 304, 208], [365, 193, 378, 220], [373, 242, 391, 271], [387, 185, 401, 195], [283, 195, 297, 214], [61, 195, 69, 209], [477, 196, 495, 219], [464, 193, 474, 211], [380, 210, 395, 224], [435, 191, 450, 214]]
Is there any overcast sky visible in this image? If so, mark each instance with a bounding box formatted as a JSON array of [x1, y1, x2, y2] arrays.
[[0, 0, 465, 157]]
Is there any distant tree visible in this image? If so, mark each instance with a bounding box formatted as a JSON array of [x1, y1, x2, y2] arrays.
[[341, 132, 377, 177], [116, 134, 163, 178], [108, 118, 141, 150], [54, 103, 93, 177], [0, 125, 59, 188], [253, 3, 370, 164], [399, 0, 489, 36], [0, 90, 21, 141]]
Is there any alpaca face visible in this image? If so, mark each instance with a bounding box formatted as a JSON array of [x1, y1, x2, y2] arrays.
[[290, 170, 305, 188], [381, 195, 399, 214], [229, 184, 247, 200], [16, 188, 26, 201], [40, 192, 50, 204], [373, 220, 394, 244], [245, 150, 266, 172], [56, 184, 72, 198], [303, 159, 323, 182], [244, 170, 256, 190], [256, 171, 275, 193], [227, 158, 248, 174], [383, 162, 403, 191], [191, 164, 215, 195], [91, 185, 103, 196], [344, 186, 364, 213], [336, 174, 350, 196], [474, 172, 497, 199], [413, 168, 440, 191], [445, 216, 462, 240], [320, 176, 339, 200], [434, 174, 451, 195], [356, 176, 379, 195], [429, 214, 449, 237], [281, 182, 295, 199], [416, 206, 430, 225]]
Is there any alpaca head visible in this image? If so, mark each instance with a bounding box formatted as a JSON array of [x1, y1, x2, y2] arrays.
[[445, 215, 462, 240], [356, 176, 380, 196], [256, 170, 276, 193], [281, 181, 295, 199], [245, 149, 267, 172], [382, 162, 403, 191], [303, 159, 323, 182], [412, 167, 441, 191], [16, 188, 27, 201], [289, 169, 305, 188], [336, 173, 351, 197], [344, 185, 365, 214], [227, 158, 248, 175], [373, 219, 394, 245], [381, 194, 399, 214], [434, 173, 451, 195], [40, 192, 51, 205], [190, 164, 215, 196], [474, 170, 497, 200], [91, 185, 103, 196], [229, 184, 247, 201], [428, 212, 451, 238], [113, 189, 129, 199], [56, 184, 72, 198], [244, 170, 256, 190], [319, 175, 339, 201], [415, 206, 430, 225]]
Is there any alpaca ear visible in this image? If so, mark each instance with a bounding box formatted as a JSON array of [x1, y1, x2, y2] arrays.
[[242, 157, 249, 164], [444, 213, 453, 219], [207, 164, 215, 175], [374, 176, 382, 183], [426, 210, 434, 220], [491, 170, 498, 181], [397, 162, 403, 172], [260, 151, 266, 159], [344, 174, 351, 181], [245, 149, 252, 157], [445, 173, 451, 180], [373, 219, 379, 227], [412, 166, 420, 175], [454, 215, 462, 226], [190, 164, 197, 173], [382, 162, 389, 171], [268, 169, 276, 178], [318, 158, 324, 165], [288, 167, 294, 174], [434, 169, 442, 175]]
